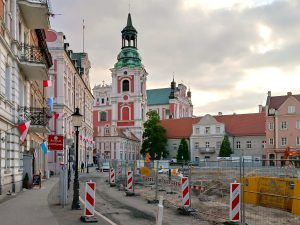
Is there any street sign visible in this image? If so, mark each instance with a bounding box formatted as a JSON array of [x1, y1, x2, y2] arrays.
[[48, 134, 64, 150]]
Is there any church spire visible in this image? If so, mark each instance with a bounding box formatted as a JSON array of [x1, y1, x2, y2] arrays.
[[121, 13, 138, 49]]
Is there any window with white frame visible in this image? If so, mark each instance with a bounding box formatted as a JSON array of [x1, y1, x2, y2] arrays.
[[173, 143, 177, 150], [195, 128, 200, 134], [296, 137, 300, 145], [246, 141, 252, 149], [5, 64, 11, 101], [269, 138, 274, 145], [236, 141, 241, 149], [296, 120, 300, 129], [205, 127, 210, 134], [288, 106, 295, 114], [216, 141, 221, 149], [268, 122, 274, 130], [216, 126, 220, 133], [205, 142, 210, 148], [281, 137, 287, 146], [281, 121, 287, 130], [262, 140, 266, 148], [122, 80, 129, 92], [194, 142, 199, 149], [104, 128, 110, 135]]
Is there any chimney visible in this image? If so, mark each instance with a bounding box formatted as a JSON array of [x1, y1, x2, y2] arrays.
[[287, 92, 292, 96], [218, 112, 222, 116], [259, 105, 263, 113], [267, 91, 271, 97]]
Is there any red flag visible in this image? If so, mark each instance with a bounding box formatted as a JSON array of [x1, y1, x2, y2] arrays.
[[53, 112, 63, 119], [43, 80, 52, 87], [18, 121, 31, 144]]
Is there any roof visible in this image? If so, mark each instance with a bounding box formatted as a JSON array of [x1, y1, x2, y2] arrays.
[[147, 88, 171, 106], [160, 113, 265, 139], [116, 128, 140, 141], [269, 95, 300, 109], [215, 113, 266, 137], [160, 118, 200, 138], [114, 47, 142, 69], [122, 13, 137, 34]]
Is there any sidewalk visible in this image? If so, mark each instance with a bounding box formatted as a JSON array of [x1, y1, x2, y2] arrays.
[[0, 177, 60, 225]]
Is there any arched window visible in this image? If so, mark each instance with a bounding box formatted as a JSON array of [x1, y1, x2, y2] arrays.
[[122, 80, 129, 92], [122, 107, 130, 120], [99, 111, 107, 121]]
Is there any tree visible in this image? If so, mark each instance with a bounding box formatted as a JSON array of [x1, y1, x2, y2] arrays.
[[219, 134, 232, 157], [176, 138, 189, 162], [141, 111, 168, 159]]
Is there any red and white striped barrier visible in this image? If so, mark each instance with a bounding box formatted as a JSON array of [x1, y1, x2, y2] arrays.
[[127, 171, 133, 191], [230, 183, 241, 222], [118, 166, 122, 177], [181, 177, 190, 207], [109, 168, 115, 185], [84, 181, 96, 216]]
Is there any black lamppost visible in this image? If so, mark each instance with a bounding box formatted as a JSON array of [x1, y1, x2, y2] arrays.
[[71, 107, 83, 210]]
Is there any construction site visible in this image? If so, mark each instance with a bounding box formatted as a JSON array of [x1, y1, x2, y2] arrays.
[[104, 158, 300, 225]]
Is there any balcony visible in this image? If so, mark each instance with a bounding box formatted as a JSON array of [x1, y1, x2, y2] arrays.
[[18, 44, 49, 80], [199, 147, 216, 154], [18, 106, 52, 133], [18, 0, 50, 29]]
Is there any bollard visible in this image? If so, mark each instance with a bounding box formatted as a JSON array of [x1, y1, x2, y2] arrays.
[[229, 183, 241, 223], [126, 170, 134, 196], [110, 168, 116, 187], [156, 196, 164, 225], [80, 180, 98, 222]]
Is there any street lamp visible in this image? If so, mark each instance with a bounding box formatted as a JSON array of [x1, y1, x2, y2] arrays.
[[71, 107, 83, 210]]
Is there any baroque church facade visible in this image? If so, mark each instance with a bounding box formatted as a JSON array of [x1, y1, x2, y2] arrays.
[[93, 14, 193, 160]]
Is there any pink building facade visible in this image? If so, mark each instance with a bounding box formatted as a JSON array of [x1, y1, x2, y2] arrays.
[[264, 91, 300, 165]]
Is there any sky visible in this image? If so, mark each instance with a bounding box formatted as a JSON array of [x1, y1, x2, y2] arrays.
[[50, 0, 300, 116]]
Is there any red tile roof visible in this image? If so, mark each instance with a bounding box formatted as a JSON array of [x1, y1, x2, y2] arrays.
[[160, 113, 265, 138], [160, 118, 200, 139], [269, 95, 300, 109]]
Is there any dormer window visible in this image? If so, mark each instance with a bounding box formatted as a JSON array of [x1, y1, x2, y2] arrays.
[[122, 80, 129, 92]]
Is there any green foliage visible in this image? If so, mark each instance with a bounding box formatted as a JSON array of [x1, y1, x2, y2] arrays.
[[141, 111, 168, 159], [176, 138, 190, 162], [219, 134, 232, 157]]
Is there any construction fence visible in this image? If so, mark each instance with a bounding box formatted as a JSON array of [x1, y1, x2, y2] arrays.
[[100, 158, 300, 225]]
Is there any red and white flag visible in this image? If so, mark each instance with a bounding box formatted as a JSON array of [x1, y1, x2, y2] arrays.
[[43, 80, 52, 87], [18, 121, 31, 144], [53, 112, 63, 119]]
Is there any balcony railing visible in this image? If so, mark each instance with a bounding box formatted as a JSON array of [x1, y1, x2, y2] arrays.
[[19, 44, 47, 65], [18, 106, 52, 133], [199, 147, 216, 154]]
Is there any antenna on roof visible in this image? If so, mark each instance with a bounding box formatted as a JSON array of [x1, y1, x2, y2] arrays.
[[82, 19, 85, 53], [128, 0, 131, 12]]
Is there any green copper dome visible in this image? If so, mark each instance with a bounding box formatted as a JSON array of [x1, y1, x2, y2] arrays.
[[114, 47, 142, 69]]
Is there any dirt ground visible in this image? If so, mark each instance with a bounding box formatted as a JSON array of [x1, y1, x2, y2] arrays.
[[132, 174, 300, 225]]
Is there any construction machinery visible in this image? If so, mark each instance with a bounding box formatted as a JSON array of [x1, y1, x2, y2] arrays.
[[284, 146, 300, 167]]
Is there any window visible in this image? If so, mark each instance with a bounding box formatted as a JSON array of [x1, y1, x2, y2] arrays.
[[101, 98, 105, 104], [246, 141, 252, 149], [296, 137, 300, 145], [122, 80, 129, 92], [262, 140, 266, 148], [288, 106, 295, 114], [205, 142, 210, 148], [216, 126, 220, 133], [281, 121, 287, 130], [99, 111, 107, 121], [173, 144, 177, 150], [194, 142, 199, 149], [5, 64, 11, 101], [195, 128, 200, 134], [205, 127, 210, 134], [104, 128, 110, 135], [268, 122, 274, 130], [216, 141, 221, 149], [296, 120, 300, 129], [269, 138, 274, 145], [236, 141, 241, 149], [281, 137, 287, 146]]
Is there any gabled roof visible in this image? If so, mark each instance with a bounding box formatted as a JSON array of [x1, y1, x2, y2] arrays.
[[269, 95, 300, 109], [147, 88, 171, 106], [215, 113, 265, 137], [160, 113, 265, 139], [160, 118, 200, 138]]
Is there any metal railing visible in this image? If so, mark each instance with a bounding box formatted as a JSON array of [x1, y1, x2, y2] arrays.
[[18, 44, 48, 65], [17, 106, 52, 127]]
